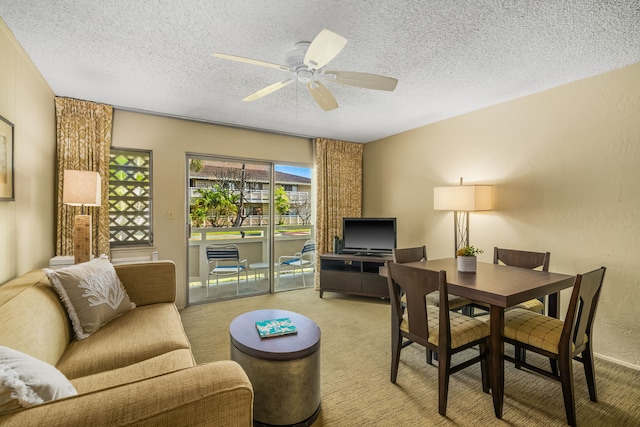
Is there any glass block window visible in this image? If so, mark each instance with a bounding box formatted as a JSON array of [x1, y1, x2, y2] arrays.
[[109, 149, 153, 246]]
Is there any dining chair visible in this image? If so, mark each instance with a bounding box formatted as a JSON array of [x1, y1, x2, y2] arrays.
[[393, 246, 471, 311], [501, 266, 606, 427], [495, 247, 551, 312], [470, 247, 551, 316], [393, 246, 473, 364], [278, 240, 315, 287], [386, 261, 490, 416], [205, 244, 248, 296]]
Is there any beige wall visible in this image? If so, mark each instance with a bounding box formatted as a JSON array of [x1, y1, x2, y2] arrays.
[[111, 110, 313, 308], [363, 62, 640, 368], [0, 19, 56, 283]]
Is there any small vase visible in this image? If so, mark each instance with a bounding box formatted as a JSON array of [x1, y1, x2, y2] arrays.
[[458, 256, 477, 273]]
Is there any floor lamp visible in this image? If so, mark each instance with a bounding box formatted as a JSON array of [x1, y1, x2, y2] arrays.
[[433, 178, 492, 256], [63, 170, 101, 264]]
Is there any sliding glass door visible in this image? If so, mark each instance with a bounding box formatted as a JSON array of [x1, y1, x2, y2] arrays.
[[186, 156, 313, 304], [273, 164, 314, 292]]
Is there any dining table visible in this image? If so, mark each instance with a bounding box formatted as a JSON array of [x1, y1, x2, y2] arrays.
[[382, 257, 575, 419]]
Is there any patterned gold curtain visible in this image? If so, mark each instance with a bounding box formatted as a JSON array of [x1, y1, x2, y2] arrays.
[[55, 97, 112, 258], [314, 137, 363, 289]]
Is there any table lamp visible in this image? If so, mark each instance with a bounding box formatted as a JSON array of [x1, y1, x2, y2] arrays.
[[433, 178, 492, 256], [63, 170, 101, 264]]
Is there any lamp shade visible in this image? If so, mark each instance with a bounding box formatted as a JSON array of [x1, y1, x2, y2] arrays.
[[62, 170, 101, 206], [433, 185, 492, 211]]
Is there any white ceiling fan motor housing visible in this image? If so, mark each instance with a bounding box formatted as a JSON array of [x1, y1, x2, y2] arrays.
[[285, 42, 320, 83]]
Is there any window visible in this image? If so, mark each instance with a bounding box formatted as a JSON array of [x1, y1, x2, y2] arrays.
[[109, 148, 152, 246]]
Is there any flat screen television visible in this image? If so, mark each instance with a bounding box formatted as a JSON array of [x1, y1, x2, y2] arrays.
[[341, 217, 397, 256]]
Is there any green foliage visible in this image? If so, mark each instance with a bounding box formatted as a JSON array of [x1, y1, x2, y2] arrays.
[[193, 184, 239, 227], [189, 159, 203, 173], [274, 186, 290, 225], [456, 245, 484, 257], [190, 206, 208, 227]]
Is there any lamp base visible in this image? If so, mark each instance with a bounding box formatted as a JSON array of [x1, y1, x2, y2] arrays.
[[73, 214, 92, 264]]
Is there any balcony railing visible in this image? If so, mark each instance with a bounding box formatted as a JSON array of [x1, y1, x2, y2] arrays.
[[189, 188, 309, 204], [188, 224, 314, 286], [207, 214, 308, 226]]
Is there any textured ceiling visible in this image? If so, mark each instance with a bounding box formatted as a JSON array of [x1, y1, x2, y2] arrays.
[[1, 1, 640, 143]]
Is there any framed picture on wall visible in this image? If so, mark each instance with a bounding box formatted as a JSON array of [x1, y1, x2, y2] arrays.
[[0, 115, 14, 201]]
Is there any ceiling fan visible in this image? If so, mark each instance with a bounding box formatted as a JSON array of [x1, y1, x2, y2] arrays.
[[212, 29, 398, 111]]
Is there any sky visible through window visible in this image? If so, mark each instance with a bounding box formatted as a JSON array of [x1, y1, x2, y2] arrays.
[[275, 165, 311, 179]]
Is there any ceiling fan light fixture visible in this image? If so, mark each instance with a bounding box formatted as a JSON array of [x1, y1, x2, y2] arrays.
[[296, 69, 313, 83]]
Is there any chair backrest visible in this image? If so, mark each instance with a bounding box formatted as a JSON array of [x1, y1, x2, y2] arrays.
[[561, 267, 606, 356], [386, 261, 449, 347], [301, 240, 315, 255], [206, 244, 240, 262], [393, 246, 427, 263], [494, 247, 550, 271]]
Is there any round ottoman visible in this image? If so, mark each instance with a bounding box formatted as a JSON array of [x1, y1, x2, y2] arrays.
[[230, 309, 321, 426]]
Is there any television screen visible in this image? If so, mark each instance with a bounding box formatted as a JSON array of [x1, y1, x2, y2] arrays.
[[341, 218, 396, 255]]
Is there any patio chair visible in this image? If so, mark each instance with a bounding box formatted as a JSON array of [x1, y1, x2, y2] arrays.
[[206, 244, 248, 296], [278, 240, 315, 287]]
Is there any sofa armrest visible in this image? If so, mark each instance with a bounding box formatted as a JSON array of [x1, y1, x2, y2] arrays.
[[114, 261, 176, 305], [0, 361, 253, 427]]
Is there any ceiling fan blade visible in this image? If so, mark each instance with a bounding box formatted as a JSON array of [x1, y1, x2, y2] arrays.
[[324, 70, 398, 91], [212, 52, 290, 72], [304, 29, 348, 70], [307, 81, 338, 111], [243, 79, 293, 102]]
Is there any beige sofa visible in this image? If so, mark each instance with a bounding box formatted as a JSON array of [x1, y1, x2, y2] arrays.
[[0, 261, 253, 426]]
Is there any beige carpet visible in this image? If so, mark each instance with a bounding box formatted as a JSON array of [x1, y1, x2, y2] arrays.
[[180, 288, 640, 426]]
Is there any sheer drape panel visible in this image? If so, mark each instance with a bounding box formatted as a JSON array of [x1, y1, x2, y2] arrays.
[[55, 97, 112, 258], [314, 137, 363, 289]]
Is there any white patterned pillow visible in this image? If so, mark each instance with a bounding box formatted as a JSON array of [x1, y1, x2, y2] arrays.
[[45, 255, 135, 340], [0, 346, 77, 414]]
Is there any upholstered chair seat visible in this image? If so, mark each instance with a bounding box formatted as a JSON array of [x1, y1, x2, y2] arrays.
[[510, 298, 544, 313], [401, 306, 489, 348], [503, 308, 585, 354], [427, 292, 472, 310]]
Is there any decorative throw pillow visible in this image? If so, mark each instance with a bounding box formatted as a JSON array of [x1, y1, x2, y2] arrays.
[[0, 346, 77, 414], [45, 255, 136, 340]]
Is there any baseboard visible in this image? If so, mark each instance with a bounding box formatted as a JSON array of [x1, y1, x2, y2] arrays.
[[595, 352, 640, 371]]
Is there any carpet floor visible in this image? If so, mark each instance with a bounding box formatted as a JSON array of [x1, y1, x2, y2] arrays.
[[180, 288, 640, 426]]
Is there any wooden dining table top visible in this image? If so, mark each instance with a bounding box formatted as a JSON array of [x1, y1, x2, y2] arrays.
[[398, 258, 575, 308]]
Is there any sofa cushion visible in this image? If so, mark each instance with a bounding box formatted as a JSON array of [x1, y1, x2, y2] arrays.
[[0, 346, 77, 415], [45, 255, 135, 340], [56, 303, 191, 379], [70, 349, 195, 394], [0, 271, 70, 367]]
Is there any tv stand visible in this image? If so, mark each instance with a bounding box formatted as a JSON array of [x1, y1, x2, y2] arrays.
[[343, 251, 392, 257], [319, 253, 391, 299]]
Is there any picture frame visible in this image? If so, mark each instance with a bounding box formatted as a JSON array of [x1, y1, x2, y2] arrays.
[[0, 115, 14, 201]]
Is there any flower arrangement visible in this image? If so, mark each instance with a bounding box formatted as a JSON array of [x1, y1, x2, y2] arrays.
[[456, 245, 484, 257]]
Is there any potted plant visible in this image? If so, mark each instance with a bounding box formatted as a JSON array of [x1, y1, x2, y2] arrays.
[[456, 245, 484, 272]]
